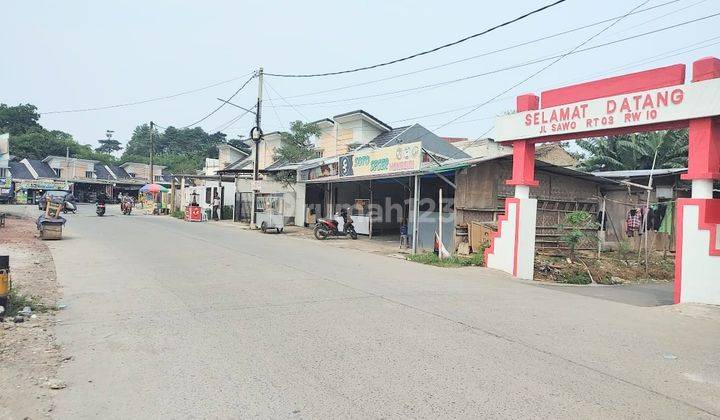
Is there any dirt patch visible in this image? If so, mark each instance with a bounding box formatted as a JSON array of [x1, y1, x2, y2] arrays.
[[535, 250, 674, 285], [0, 211, 65, 418]]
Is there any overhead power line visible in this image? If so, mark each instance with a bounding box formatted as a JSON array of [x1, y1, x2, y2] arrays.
[[436, 0, 654, 159], [274, 0, 683, 100], [41, 71, 255, 115], [266, 12, 720, 109], [264, 0, 568, 78], [176, 74, 256, 129], [210, 104, 257, 133]]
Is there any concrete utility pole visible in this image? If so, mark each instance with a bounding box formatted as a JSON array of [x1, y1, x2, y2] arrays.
[[149, 121, 155, 184], [250, 67, 263, 228]]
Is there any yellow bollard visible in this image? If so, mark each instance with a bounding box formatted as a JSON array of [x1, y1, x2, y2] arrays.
[[0, 256, 9, 310]]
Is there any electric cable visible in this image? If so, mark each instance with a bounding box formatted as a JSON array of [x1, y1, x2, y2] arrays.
[[406, 34, 720, 128], [264, 0, 568, 78], [426, 0, 654, 161], [264, 84, 288, 133], [41, 71, 255, 115], [273, 0, 683, 100], [177, 74, 256, 129], [264, 80, 310, 121], [267, 12, 720, 109], [212, 105, 257, 133]]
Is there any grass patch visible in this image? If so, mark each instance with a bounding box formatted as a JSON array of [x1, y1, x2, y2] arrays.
[[406, 252, 484, 268], [558, 267, 592, 285], [4, 289, 49, 317]]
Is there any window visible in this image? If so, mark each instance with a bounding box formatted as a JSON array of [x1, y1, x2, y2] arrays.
[[128, 172, 136, 178], [205, 188, 212, 205], [54, 168, 63, 178], [154, 175, 163, 182], [85, 171, 94, 179], [0, 168, 7, 178]]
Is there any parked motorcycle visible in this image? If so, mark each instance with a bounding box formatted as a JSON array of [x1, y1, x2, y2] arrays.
[[96, 202, 106, 217], [314, 208, 358, 240]]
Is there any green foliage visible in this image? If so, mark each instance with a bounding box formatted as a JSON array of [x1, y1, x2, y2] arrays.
[[559, 267, 592, 284], [6, 289, 49, 316], [172, 209, 185, 219], [95, 138, 123, 154], [221, 205, 233, 219], [576, 130, 688, 171], [2, 102, 117, 163], [559, 211, 598, 258], [617, 240, 634, 265], [270, 121, 320, 186], [122, 124, 233, 173], [0, 103, 42, 136], [406, 252, 484, 267], [273, 121, 321, 163]]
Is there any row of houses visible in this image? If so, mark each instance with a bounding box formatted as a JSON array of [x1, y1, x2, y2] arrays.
[[0, 136, 169, 204], [176, 109, 690, 252]]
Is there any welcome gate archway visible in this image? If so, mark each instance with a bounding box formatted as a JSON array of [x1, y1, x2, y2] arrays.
[[485, 57, 720, 305]]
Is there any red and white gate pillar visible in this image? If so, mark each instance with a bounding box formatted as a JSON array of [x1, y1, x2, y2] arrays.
[[484, 95, 539, 279], [675, 57, 720, 304]]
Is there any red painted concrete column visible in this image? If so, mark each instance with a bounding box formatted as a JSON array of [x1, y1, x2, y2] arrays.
[[682, 58, 720, 197], [507, 94, 540, 188]]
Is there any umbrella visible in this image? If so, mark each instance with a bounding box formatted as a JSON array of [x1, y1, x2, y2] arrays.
[[140, 183, 169, 194]]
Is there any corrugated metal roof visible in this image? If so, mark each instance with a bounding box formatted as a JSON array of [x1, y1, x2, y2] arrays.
[[591, 168, 687, 178]]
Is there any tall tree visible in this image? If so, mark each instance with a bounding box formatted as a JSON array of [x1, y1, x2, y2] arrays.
[[576, 129, 688, 172], [95, 139, 123, 154], [271, 121, 320, 186], [0, 103, 42, 136], [273, 121, 321, 163]]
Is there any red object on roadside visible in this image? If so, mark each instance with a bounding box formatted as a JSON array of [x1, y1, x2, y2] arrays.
[[185, 205, 202, 222]]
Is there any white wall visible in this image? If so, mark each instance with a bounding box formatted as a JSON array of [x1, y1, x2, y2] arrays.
[[679, 203, 720, 304]]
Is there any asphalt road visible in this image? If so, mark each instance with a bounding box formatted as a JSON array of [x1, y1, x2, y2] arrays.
[[43, 205, 720, 419]]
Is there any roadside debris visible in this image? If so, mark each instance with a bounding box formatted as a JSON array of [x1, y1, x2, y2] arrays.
[[47, 379, 67, 390]]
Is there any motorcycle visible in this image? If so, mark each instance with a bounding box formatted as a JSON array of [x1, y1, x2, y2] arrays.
[[121, 200, 133, 215], [96, 202, 106, 217], [314, 208, 358, 240], [63, 201, 77, 214]]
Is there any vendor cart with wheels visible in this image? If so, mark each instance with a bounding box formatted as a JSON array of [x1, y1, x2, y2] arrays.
[[255, 193, 284, 233]]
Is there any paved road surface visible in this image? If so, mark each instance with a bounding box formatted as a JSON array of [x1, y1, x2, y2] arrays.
[[43, 205, 720, 418]]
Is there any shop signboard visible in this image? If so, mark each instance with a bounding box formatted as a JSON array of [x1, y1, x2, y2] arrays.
[[339, 143, 422, 178], [495, 78, 720, 141], [300, 162, 337, 181], [17, 179, 70, 191]]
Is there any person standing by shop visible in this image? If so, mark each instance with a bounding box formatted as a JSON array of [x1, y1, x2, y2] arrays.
[[212, 191, 221, 221]]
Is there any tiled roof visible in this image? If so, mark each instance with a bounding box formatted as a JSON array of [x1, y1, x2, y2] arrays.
[[108, 165, 132, 179], [364, 126, 410, 149], [26, 159, 57, 178], [221, 156, 254, 171], [95, 165, 113, 180], [8, 161, 33, 180]]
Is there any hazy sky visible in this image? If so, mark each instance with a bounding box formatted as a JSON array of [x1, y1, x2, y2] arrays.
[[3, 0, 718, 149]]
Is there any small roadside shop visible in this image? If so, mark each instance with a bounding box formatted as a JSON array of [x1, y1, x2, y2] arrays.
[[299, 143, 457, 253]]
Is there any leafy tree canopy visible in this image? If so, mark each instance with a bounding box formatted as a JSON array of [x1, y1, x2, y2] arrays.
[[271, 121, 321, 187], [123, 124, 238, 173], [2, 103, 117, 164], [273, 121, 321, 163], [0, 103, 42, 136], [576, 129, 688, 172], [95, 138, 123, 154]]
